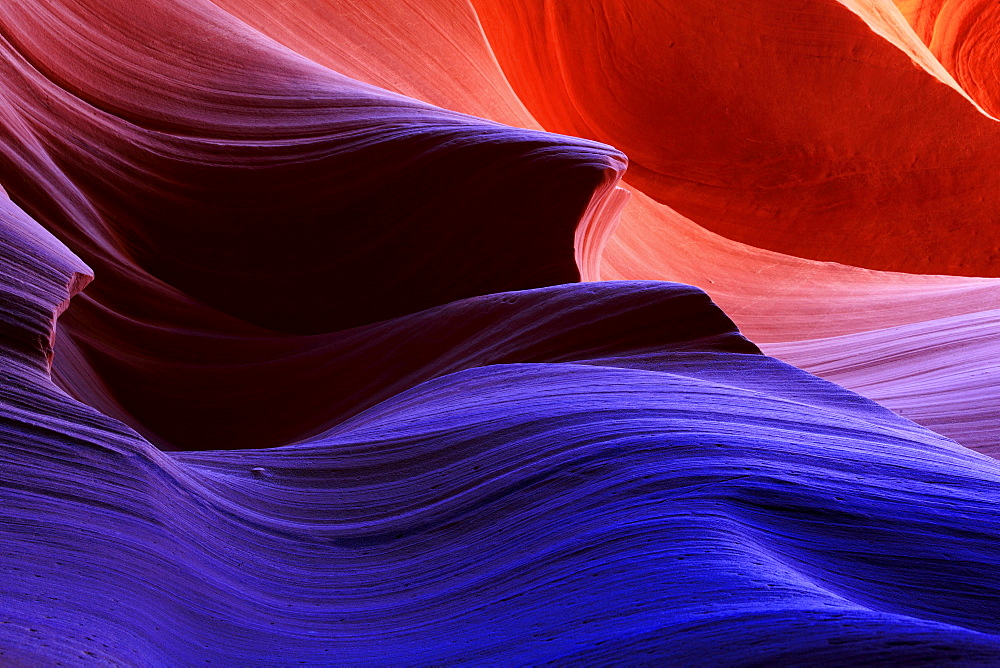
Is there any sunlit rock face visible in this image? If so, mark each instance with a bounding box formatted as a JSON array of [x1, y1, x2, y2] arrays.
[[894, 0, 1000, 118], [473, 0, 1000, 277], [2, 0, 1000, 664]]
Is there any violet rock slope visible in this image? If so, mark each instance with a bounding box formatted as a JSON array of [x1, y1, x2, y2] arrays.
[[4, 198, 1000, 664], [1, 0, 1000, 665]]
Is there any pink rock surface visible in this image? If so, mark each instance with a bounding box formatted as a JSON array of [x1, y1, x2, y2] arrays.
[[765, 309, 1000, 458]]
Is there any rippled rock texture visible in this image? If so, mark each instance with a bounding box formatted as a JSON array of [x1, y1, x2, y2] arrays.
[[1, 0, 1000, 664]]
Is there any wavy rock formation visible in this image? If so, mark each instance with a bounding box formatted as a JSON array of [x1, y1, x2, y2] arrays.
[[210, 0, 1000, 457], [4, 203, 1000, 662], [599, 185, 1000, 342], [205, 0, 541, 128], [2, 0, 1000, 664], [0, 0, 626, 449], [594, 186, 1000, 459], [765, 309, 1000, 458], [466, 0, 1000, 455]]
